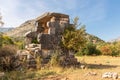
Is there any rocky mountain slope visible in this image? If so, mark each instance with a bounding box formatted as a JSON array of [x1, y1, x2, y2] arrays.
[[4, 20, 104, 44], [0, 28, 14, 32], [110, 37, 120, 42], [4, 19, 36, 38], [86, 33, 105, 44]]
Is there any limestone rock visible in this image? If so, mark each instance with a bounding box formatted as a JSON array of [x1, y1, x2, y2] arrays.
[[112, 72, 118, 79], [80, 65, 86, 69], [85, 72, 97, 77], [0, 72, 4, 77], [102, 72, 118, 79]]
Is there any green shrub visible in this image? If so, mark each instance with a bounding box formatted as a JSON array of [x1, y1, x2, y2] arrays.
[[76, 43, 101, 56], [2, 35, 14, 45], [15, 41, 24, 49], [49, 50, 60, 67], [0, 34, 14, 48]]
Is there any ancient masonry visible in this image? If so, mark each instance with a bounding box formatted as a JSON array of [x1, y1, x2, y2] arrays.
[[17, 12, 80, 68]]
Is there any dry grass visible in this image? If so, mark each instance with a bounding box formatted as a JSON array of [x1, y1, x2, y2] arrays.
[[40, 56, 120, 80], [1, 56, 120, 80], [66, 56, 120, 80], [35, 56, 120, 80]]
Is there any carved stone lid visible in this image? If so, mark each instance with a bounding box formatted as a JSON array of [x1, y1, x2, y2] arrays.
[[36, 12, 69, 23]]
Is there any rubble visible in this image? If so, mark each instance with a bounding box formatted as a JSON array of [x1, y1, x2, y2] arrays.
[[102, 72, 118, 79], [85, 72, 97, 76], [80, 65, 86, 69]]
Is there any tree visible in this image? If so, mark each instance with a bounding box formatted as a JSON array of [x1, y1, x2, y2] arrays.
[[100, 44, 112, 55], [0, 12, 4, 27], [81, 42, 101, 56], [61, 17, 86, 53]]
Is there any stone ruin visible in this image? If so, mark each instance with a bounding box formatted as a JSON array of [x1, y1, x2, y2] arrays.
[[17, 12, 80, 68]]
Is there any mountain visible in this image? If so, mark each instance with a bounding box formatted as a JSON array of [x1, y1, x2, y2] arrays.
[[0, 28, 14, 32], [4, 19, 36, 38], [4, 20, 104, 44], [110, 37, 120, 42], [3, 12, 105, 44], [86, 33, 105, 44]]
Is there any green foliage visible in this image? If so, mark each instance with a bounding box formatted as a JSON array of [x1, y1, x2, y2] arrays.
[[2, 35, 14, 45], [0, 34, 14, 48], [61, 17, 86, 52], [0, 33, 3, 47], [96, 41, 120, 56], [49, 50, 60, 67], [31, 37, 39, 44], [14, 41, 24, 49], [36, 56, 42, 69], [76, 42, 101, 56]]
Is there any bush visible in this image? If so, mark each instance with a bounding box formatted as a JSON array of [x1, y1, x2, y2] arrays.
[[49, 50, 60, 67], [0, 34, 14, 48], [76, 43, 101, 56], [0, 45, 18, 71], [2, 35, 14, 45], [100, 45, 112, 55], [15, 41, 24, 49]]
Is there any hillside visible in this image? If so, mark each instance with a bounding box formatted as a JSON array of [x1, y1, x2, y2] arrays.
[[110, 37, 120, 42], [4, 21, 104, 43], [86, 33, 105, 44], [4, 19, 36, 38], [0, 28, 14, 32]]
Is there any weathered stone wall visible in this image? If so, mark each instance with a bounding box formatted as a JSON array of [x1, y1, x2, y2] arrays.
[[36, 13, 69, 50], [38, 34, 60, 50]]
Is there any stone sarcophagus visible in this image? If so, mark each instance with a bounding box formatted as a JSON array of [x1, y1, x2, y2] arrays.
[[24, 12, 70, 58], [38, 34, 59, 50], [36, 12, 69, 50]]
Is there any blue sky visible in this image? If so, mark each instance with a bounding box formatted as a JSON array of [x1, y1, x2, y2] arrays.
[[0, 0, 120, 41]]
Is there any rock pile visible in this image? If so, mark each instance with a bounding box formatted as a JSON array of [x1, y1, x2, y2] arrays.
[[102, 72, 118, 79], [25, 43, 41, 57], [85, 72, 97, 76]]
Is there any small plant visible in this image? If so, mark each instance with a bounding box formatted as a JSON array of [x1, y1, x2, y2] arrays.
[[49, 50, 60, 67], [36, 56, 42, 70], [0, 45, 18, 71]]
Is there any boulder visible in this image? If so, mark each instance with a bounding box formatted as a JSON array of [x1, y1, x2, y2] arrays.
[[102, 72, 118, 79], [0, 72, 4, 77]]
